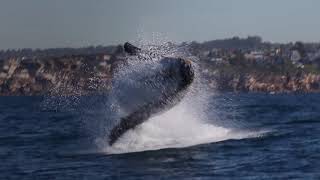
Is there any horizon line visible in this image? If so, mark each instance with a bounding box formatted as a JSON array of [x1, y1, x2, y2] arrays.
[[1, 36, 320, 51]]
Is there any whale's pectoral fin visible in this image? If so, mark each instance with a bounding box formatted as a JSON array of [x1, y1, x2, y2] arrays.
[[124, 42, 141, 55], [108, 104, 153, 145]]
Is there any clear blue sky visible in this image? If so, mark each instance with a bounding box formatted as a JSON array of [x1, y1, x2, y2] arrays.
[[0, 0, 319, 49]]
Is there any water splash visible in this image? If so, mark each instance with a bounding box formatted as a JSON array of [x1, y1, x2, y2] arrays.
[[105, 96, 261, 154], [96, 35, 264, 154]]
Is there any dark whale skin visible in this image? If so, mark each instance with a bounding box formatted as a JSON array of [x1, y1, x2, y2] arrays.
[[108, 43, 194, 145], [124, 42, 141, 55]]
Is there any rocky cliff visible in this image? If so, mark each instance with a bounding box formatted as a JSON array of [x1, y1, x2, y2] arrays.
[[1, 55, 320, 95], [211, 72, 320, 93], [0, 55, 116, 96]]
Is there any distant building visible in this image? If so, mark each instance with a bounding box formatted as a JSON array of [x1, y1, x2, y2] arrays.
[[103, 55, 111, 61], [202, 51, 210, 57], [290, 50, 301, 64], [310, 50, 320, 61], [245, 51, 264, 60], [210, 57, 223, 62]]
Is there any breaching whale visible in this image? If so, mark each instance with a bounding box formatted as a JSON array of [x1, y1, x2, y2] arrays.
[[108, 42, 195, 145]]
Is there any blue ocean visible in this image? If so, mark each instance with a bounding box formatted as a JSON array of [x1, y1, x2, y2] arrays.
[[1, 93, 319, 179]]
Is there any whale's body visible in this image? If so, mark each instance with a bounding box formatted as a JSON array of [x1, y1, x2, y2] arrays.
[[108, 43, 194, 145]]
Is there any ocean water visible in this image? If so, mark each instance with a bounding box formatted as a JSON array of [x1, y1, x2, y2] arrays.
[[1, 94, 320, 179]]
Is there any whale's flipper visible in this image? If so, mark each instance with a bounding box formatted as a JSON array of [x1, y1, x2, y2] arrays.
[[124, 42, 141, 55], [109, 94, 168, 145], [108, 43, 194, 146]]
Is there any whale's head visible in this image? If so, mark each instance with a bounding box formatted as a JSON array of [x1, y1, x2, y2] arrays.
[[179, 58, 194, 86], [159, 57, 194, 90]]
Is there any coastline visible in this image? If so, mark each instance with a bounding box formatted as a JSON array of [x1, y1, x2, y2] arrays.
[[1, 54, 320, 96]]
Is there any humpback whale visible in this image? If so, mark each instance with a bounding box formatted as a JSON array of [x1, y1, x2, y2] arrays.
[[108, 43, 194, 145]]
